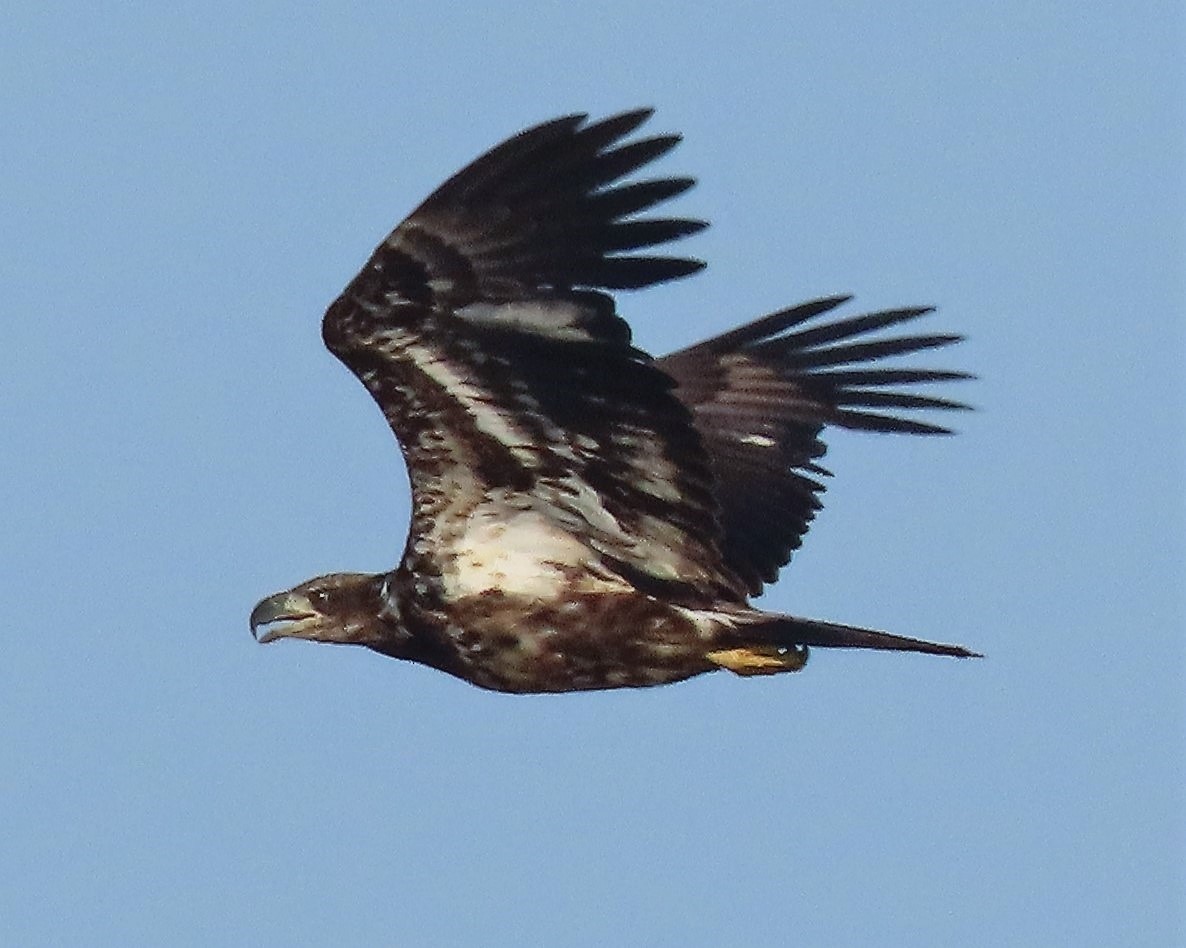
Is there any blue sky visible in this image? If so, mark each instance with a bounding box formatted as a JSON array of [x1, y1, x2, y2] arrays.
[[2, 2, 1182, 945]]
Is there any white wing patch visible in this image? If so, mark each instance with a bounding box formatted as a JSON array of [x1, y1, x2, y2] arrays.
[[402, 338, 539, 463], [457, 300, 602, 342]]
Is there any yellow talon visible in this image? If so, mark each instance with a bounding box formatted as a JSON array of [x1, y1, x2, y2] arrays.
[[706, 645, 809, 676]]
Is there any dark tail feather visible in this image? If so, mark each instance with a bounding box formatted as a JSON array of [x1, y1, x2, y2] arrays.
[[748, 614, 980, 658]]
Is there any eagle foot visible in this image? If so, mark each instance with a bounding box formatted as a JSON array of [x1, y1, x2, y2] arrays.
[[705, 645, 809, 676]]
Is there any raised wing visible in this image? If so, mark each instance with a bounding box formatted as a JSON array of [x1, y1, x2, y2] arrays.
[[330, 109, 705, 321], [659, 296, 970, 594], [321, 110, 745, 604]]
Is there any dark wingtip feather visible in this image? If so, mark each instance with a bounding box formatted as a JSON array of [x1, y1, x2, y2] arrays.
[[834, 390, 972, 413], [677, 296, 856, 356], [582, 108, 655, 139], [831, 410, 961, 435], [586, 135, 686, 190], [588, 255, 707, 289], [423, 112, 589, 205], [819, 367, 975, 387], [380, 108, 708, 305], [588, 218, 708, 252]]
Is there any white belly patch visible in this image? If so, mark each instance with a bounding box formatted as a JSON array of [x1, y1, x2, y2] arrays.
[[443, 507, 594, 600]]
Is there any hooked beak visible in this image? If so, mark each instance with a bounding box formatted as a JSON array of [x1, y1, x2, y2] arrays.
[[250, 591, 318, 644]]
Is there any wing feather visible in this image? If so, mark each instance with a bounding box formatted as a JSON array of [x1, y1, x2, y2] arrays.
[[326, 108, 707, 324], [660, 297, 971, 593]]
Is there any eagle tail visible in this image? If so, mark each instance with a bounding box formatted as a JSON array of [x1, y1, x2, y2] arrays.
[[706, 614, 979, 676]]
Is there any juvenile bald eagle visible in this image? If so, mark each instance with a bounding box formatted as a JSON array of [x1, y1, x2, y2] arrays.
[[251, 109, 977, 693]]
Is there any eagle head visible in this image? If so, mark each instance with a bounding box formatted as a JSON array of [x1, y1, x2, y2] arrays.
[[250, 572, 394, 647]]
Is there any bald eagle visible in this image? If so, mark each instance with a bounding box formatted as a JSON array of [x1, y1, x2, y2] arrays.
[[251, 109, 977, 693]]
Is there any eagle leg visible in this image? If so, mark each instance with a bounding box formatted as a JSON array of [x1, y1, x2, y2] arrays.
[[705, 645, 809, 676]]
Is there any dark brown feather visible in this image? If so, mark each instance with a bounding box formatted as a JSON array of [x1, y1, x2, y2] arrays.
[[660, 296, 971, 593]]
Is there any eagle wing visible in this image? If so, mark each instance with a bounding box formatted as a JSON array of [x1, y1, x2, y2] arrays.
[[659, 296, 970, 594], [321, 110, 745, 605]]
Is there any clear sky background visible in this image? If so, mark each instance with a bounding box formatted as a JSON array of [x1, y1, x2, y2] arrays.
[[2, 3, 1183, 945]]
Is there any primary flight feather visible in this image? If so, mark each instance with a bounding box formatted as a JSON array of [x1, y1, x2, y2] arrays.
[[251, 109, 977, 692]]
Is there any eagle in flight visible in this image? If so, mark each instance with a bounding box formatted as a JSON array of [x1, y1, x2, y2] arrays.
[[251, 109, 977, 692]]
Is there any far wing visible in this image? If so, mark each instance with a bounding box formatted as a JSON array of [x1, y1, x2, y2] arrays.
[[321, 110, 745, 604], [659, 296, 971, 595]]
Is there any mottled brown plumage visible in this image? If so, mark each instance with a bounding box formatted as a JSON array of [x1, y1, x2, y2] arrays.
[[250, 109, 977, 693]]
